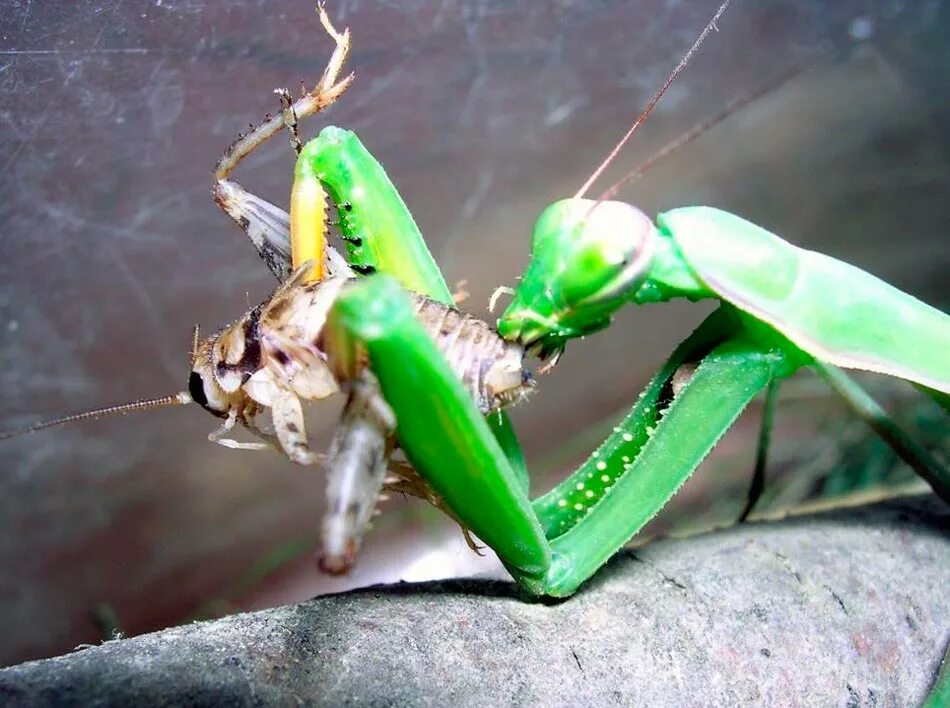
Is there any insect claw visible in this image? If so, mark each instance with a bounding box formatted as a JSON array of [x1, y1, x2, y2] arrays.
[[488, 285, 515, 313], [461, 528, 485, 556]]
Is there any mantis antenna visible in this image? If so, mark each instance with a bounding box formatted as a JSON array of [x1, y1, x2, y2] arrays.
[[490, 2, 735, 317], [0, 392, 193, 441], [573, 0, 732, 200], [597, 63, 812, 203]]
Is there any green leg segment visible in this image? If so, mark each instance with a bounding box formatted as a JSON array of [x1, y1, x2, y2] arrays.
[[488, 411, 530, 495], [328, 275, 551, 587], [295, 127, 528, 478], [295, 127, 452, 302], [813, 362, 950, 504], [332, 293, 795, 597], [532, 308, 737, 538], [923, 640, 950, 708], [739, 379, 779, 522], [539, 315, 784, 596]]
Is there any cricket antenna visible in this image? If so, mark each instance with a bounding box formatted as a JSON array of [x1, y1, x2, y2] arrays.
[[573, 0, 732, 200], [0, 392, 193, 441]]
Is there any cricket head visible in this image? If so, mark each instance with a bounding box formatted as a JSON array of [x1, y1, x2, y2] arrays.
[[497, 198, 656, 362], [188, 321, 259, 419], [187, 343, 232, 418], [482, 340, 536, 411]]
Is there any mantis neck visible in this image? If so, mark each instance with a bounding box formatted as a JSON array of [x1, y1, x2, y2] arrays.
[[631, 226, 711, 306]]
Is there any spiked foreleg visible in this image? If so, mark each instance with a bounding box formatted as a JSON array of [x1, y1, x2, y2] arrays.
[[292, 127, 452, 299], [293, 125, 530, 483], [326, 274, 552, 589]]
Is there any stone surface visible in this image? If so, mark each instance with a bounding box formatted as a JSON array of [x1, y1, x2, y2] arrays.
[[1, 496, 947, 707]]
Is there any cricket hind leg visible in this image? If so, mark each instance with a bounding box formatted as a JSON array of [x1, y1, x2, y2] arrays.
[[319, 369, 488, 574], [319, 371, 397, 575], [211, 5, 354, 282]]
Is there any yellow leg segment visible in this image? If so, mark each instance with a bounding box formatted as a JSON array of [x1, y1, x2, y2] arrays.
[[290, 175, 329, 283]]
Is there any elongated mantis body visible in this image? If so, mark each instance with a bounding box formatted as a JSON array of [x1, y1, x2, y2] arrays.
[[229, 4, 949, 598]]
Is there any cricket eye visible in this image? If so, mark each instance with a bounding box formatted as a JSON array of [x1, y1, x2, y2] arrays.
[[188, 370, 229, 417], [188, 371, 209, 408]]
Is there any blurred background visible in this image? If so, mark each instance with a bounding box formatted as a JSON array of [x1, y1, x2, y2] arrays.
[[1, 0, 947, 665]]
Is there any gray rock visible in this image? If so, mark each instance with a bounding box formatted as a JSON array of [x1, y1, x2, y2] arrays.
[[1, 496, 947, 707]]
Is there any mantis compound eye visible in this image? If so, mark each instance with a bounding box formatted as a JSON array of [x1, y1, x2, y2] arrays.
[[550, 199, 656, 309]]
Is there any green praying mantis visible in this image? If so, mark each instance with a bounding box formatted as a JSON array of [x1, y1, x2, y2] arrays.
[[4, 4, 948, 602], [204, 3, 949, 597]]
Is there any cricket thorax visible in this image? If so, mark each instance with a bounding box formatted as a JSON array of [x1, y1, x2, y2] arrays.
[[198, 275, 349, 416]]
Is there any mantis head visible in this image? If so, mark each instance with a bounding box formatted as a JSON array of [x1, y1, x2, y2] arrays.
[[497, 198, 656, 362]]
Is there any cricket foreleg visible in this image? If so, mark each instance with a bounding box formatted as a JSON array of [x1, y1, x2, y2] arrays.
[[271, 390, 319, 465], [319, 372, 396, 575], [208, 409, 273, 451]]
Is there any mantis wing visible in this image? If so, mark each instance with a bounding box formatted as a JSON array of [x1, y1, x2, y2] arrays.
[[660, 207, 950, 394]]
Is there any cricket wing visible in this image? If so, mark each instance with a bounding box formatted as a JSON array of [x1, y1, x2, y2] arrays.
[[214, 180, 353, 283], [660, 207, 950, 393]]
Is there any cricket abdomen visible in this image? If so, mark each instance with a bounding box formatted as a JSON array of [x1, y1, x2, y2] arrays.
[[410, 295, 534, 414]]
